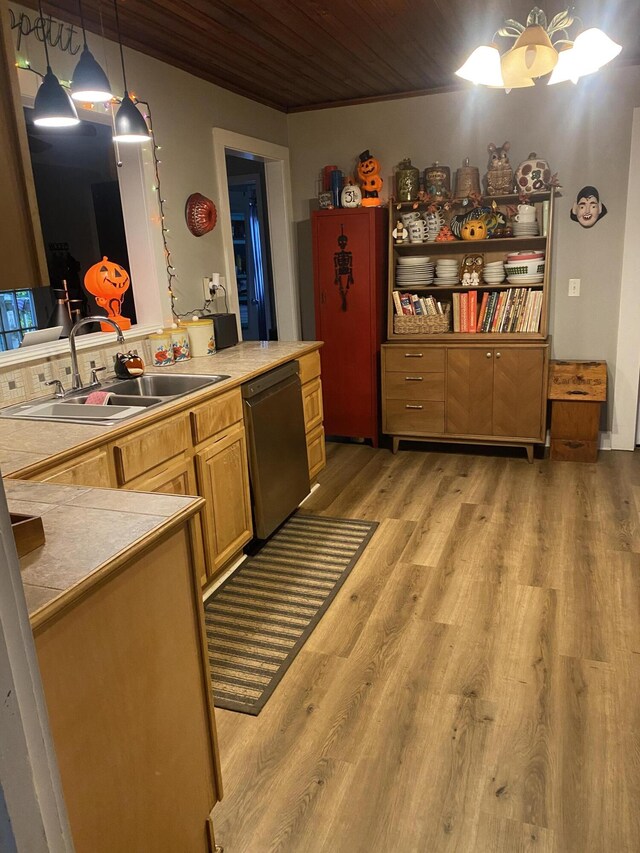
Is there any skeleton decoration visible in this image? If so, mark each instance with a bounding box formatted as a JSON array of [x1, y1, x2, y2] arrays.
[[570, 185, 607, 228], [333, 226, 354, 311]]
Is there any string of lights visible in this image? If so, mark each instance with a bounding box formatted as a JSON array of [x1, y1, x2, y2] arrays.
[[131, 98, 179, 320]]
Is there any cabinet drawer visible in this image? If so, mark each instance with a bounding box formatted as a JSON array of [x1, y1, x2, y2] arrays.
[[298, 350, 321, 385], [306, 424, 326, 480], [384, 372, 444, 402], [550, 439, 598, 463], [190, 389, 243, 445], [384, 346, 445, 373], [114, 413, 190, 484], [302, 378, 323, 432], [35, 449, 114, 488], [384, 400, 445, 435]]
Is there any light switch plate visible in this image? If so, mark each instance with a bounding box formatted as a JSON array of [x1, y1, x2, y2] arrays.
[[568, 278, 581, 297]]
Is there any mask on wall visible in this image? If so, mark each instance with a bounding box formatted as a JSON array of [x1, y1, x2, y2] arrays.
[[570, 185, 607, 228]]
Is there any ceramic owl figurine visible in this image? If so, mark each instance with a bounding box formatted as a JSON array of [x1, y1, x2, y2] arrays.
[[485, 142, 513, 196], [461, 253, 484, 287]]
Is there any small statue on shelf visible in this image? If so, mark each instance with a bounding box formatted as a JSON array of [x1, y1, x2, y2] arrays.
[[392, 220, 408, 244], [485, 142, 513, 196], [461, 253, 484, 286], [357, 150, 383, 207]]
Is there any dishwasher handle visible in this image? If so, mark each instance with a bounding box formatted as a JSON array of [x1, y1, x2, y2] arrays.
[[242, 360, 300, 399]]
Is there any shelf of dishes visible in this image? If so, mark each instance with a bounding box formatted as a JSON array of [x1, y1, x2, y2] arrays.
[[395, 250, 546, 288], [392, 190, 553, 208]]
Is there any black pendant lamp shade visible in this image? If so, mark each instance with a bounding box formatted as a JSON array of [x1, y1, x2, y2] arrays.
[[33, 66, 80, 127], [112, 0, 150, 143], [71, 0, 112, 102], [71, 45, 112, 102], [113, 92, 150, 142], [33, 0, 79, 127]]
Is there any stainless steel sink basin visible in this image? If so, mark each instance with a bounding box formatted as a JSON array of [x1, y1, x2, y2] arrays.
[[0, 372, 230, 424], [103, 374, 229, 398], [64, 394, 163, 408], [0, 399, 158, 424]]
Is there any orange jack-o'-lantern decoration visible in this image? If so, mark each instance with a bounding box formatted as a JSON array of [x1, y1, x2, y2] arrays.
[[461, 218, 487, 241], [84, 256, 132, 332], [357, 149, 383, 207]]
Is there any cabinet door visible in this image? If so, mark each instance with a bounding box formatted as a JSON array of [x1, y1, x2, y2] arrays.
[[313, 210, 377, 438], [196, 424, 252, 574], [126, 458, 208, 586], [493, 347, 545, 439], [446, 348, 494, 435]]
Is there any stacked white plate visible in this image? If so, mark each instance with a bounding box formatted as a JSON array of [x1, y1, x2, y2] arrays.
[[483, 260, 505, 284], [513, 220, 539, 237], [435, 259, 459, 285], [396, 256, 435, 286]]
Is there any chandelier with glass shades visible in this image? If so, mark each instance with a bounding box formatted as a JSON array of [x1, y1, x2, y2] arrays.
[[455, 6, 622, 90]]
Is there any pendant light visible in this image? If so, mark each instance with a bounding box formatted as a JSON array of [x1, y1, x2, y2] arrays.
[[33, 1, 79, 127], [112, 0, 150, 143], [71, 0, 113, 102]]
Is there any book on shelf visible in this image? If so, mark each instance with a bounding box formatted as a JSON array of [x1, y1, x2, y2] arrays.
[[393, 292, 445, 317]]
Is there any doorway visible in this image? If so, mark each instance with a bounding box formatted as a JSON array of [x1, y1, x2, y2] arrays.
[[226, 154, 277, 340]]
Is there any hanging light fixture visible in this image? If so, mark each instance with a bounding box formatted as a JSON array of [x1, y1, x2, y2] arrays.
[[112, 0, 150, 143], [456, 7, 622, 91], [33, 1, 79, 126], [455, 44, 504, 87], [71, 0, 113, 102]]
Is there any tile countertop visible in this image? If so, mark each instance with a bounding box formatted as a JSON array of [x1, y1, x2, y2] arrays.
[[0, 340, 322, 478], [7, 479, 203, 626]]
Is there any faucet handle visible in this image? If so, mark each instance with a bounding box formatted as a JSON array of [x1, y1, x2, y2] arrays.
[[90, 366, 107, 386], [45, 379, 66, 398]]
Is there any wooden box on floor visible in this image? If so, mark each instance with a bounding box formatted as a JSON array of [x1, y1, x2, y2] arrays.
[[548, 359, 607, 462]]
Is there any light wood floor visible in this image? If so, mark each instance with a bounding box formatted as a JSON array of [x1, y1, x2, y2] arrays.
[[212, 442, 640, 853]]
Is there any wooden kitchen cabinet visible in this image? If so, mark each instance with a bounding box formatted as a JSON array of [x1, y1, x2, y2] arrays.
[[33, 521, 221, 852], [0, 0, 48, 289], [196, 422, 253, 574], [446, 348, 494, 435], [298, 350, 326, 481]]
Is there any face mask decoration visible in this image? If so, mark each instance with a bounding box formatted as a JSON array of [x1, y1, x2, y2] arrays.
[[571, 185, 607, 228]]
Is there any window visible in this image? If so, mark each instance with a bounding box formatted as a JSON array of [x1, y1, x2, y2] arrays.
[[0, 290, 37, 350]]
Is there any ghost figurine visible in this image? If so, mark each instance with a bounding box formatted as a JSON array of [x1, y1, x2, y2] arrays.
[[392, 220, 408, 244]]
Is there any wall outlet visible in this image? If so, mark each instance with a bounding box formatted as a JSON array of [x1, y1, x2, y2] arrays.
[[568, 278, 581, 297], [202, 276, 213, 300]]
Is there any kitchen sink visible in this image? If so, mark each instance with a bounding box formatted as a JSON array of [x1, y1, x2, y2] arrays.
[[102, 374, 229, 398], [0, 373, 230, 424]]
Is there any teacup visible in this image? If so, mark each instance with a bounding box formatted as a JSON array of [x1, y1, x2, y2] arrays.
[[516, 204, 536, 219], [514, 213, 537, 222], [401, 211, 422, 226], [408, 220, 426, 242]]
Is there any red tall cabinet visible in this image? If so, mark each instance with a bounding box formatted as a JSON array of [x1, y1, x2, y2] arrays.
[[312, 207, 387, 446]]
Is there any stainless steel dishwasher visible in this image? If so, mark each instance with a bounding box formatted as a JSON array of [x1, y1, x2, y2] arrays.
[[242, 361, 311, 539]]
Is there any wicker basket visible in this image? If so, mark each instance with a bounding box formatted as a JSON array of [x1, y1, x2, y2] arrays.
[[394, 304, 451, 335]]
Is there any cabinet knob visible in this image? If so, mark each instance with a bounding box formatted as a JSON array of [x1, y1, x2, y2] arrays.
[[405, 404, 423, 410], [496, 352, 501, 358], [486, 352, 492, 358], [405, 376, 423, 381]]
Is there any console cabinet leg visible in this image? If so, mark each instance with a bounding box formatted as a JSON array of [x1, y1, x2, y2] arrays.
[[392, 436, 400, 454], [526, 445, 534, 464]]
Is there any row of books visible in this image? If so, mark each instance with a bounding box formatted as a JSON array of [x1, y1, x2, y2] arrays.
[[452, 288, 543, 333], [392, 291, 445, 316]]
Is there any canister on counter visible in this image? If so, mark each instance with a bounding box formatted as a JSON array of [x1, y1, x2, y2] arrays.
[[148, 329, 174, 367], [185, 318, 215, 356], [171, 325, 191, 362]]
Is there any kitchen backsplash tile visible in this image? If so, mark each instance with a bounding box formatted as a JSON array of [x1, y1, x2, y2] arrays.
[[0, 332, 149, 407]]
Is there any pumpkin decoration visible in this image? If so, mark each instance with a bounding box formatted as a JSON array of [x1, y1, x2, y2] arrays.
[[357, 150, 383, 207], [461, 218, 488, 241], [84, 256, 132, 331], [185, 192, 217, 237]]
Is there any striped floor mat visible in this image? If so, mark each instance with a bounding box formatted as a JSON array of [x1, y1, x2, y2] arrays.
[[204, 513, 378, 714]]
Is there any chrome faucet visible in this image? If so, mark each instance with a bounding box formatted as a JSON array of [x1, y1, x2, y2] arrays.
[[69, 316, 125, 391]]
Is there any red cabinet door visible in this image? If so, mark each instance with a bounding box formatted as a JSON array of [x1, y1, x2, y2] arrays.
[[313, 209, 384, 441]]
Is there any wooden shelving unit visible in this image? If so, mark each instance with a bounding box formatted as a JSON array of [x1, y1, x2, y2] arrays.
[[382, 189, 557, 460]]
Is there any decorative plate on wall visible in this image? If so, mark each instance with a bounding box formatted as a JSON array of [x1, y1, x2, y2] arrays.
[[185, 193, 217, 236]]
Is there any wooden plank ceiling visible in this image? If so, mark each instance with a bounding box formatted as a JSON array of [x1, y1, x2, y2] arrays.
[[34, 0, 640, 111]]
